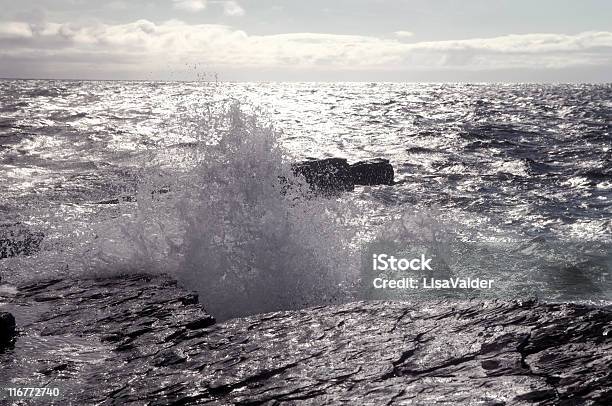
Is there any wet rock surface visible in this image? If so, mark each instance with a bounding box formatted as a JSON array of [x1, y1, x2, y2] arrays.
[[1, 275, 611, 405], [95, 158, 395, 204], [0, 223, 44, 259], [350, 158, 395, 186], [0, 311, 16, 348], [292, 158, 355, 194], [292, 157, 395, 194]]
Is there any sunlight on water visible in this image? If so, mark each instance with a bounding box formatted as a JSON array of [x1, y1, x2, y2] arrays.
[[1, 82, 610, 317]]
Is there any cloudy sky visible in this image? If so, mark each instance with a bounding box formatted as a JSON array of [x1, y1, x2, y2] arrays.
[[1, 0, 611, 81]]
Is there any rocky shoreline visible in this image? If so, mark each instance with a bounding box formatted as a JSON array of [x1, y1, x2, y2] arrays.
[[0, 274, 611, 405]]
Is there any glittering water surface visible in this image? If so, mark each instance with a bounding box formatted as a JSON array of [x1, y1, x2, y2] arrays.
[[0, 81, 610, 312]]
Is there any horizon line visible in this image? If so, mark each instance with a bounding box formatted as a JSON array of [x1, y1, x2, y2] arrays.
[[1, 77, 611, 85]]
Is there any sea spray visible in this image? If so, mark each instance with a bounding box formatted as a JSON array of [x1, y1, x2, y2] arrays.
[[111, 102, 361, 319], [360, 208, 458, 300]]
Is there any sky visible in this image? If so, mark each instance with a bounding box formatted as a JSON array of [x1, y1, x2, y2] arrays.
[[0, 0, 611, 82]]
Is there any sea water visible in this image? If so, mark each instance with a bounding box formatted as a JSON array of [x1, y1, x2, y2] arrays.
[[0, 81, 610, 318]]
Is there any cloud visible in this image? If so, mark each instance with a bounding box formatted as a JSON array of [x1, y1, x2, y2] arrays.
[[172, 0, 207, 12], [0, 18, 611, 79], [394, 31, 414, 38], [0, 22, 33, 39], [223, 1, 245, 17], [411, 32, 612, 55]]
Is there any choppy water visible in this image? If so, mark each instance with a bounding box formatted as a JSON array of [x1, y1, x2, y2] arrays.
[[0, 80, 611, 318]]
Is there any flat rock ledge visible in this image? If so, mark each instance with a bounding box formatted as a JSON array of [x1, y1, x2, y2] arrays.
[[1, 275, 611, 405]]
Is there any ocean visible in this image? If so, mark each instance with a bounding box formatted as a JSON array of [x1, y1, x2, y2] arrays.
[[0, 80, 610, 319]]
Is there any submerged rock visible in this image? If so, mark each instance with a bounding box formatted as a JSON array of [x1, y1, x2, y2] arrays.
[[0, 223, 44, 259], [2, 275, 610, 404], [95, 188, 170, 205], [95, 195, 137, 205]]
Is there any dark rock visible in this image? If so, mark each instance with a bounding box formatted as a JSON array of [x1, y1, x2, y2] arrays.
[[350, 158, 395, 185], [185, 316, 215, 330], [0, 312, 16, 346], [95, 196, 136, 205], [96, 161, 394, 204], [1, 276, 610, 404], [292, 157, 354, 194], [95, 188, 169, 205], [291, 157, 395, 194], [0, 223, 44, 259]]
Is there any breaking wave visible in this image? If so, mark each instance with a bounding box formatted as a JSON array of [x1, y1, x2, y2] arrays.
[[82, 103, 361, 319]]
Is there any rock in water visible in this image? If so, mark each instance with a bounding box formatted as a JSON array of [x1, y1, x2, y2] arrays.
[[350, 158, 394, 185], [292, 158, 354, 194], [93, 160, 394, 202], [292, 157, 395, 194], [0, 223, 44, 259], [2, 275, 610, 405], [0, 312, 16, 347]]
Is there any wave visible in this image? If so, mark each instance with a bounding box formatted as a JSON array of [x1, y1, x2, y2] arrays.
[[2, 83, 610, 318], [77, 103, 361, 319]]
